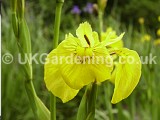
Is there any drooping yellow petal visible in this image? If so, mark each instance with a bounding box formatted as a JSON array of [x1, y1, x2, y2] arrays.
[[92, 46, 113, 83], [76, 22, 95, 47], [109, 63, 118, 84], [111, 48, 141, 104], [60, 57, 95, 90], [44, 49, 79, 103]]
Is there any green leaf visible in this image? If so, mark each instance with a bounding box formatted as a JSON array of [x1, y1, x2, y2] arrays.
[[76, 83, 98, 120], [36, 97, 50, 120], [76, 88, 88, 120], [12, 13, 18, 37], [86, 112, 94, 120], [25, 81, 50, 120]]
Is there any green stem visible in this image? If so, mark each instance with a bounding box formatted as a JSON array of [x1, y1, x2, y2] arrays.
[[76, 87, 88, 120], [12, 0, 50, 119], [98, 11, 103, 41], [87, 83, 98, 115], [50, 93, 56, 120], [53, 0, 64, 48], [103, 83, 114, 120], [51, 0, 64, 120], [117, 103, 124, 120], [11, 0, 17, 12], [130, 93, 136, 120], [150, 69, 157, 120], [87, 83, 98, 120], [17, 0, 24, 20]]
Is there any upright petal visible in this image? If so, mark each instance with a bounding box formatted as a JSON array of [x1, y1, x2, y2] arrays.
[[65, 33, 74, 39], [56, 36, 80, 56], [44, 49, 79, 103], [92, 31, 100, 46], [111, 48, 141, 104], [76, 22, 95, 47], [101, 32, 125, 47]]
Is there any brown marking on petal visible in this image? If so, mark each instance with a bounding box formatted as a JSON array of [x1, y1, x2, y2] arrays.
[[110, 52, 116, 55], [84, 35, 90, 46]]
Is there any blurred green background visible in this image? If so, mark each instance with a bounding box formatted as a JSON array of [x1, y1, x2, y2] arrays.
[[2, 0, 160, 120]]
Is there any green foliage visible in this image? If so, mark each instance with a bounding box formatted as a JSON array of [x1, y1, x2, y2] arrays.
[[117, 0, 160, 28]]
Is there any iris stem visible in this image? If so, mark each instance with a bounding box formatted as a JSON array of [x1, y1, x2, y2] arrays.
[[51, 0, 64, 120], [12, 0, 50, 119], [11, 0, 37, 118], [130, 93, 136, 120], [117, 103, 124, 120], [98, 11, 103, 41], [87, 83, 98, 115], [103, 83, 114, 120], [87, 83, 98, 120], [53, 0, 64, 48], [50, 93, 56, 120]]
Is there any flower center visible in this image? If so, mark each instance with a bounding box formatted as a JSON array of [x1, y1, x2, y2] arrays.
[[76, 46, 93, 57]]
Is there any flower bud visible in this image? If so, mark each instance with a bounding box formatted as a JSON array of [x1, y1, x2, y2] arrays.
[[98, 0, 107, 12], [158, 16, 160, 22], [154, 39, 160, 46], [138, 17, 144, 24], [157, 28, 160, 36]]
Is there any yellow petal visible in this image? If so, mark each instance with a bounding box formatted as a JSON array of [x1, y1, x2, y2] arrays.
[[92, 46, 113, 83], [104, 32, 125, 46], [92, 31, 100, 46], [101, 28, 124, 48], [101, 27, 117, 41], [65, 33, 74, 39], [56, 36, 80, 56], [76, 22, 95, 47], [60, 57, 95, 89], [111, 48, 141, 104], [59, 47, 113, 89], [109, 40, 123, 48], [44, 49, 79, 103], [109, 63, 118, 84]]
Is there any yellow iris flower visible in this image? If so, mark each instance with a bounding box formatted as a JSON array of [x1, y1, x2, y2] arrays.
[[44, 22, 141, 104], [141, 34, 151, 42], [154, 39, 160, 46]]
